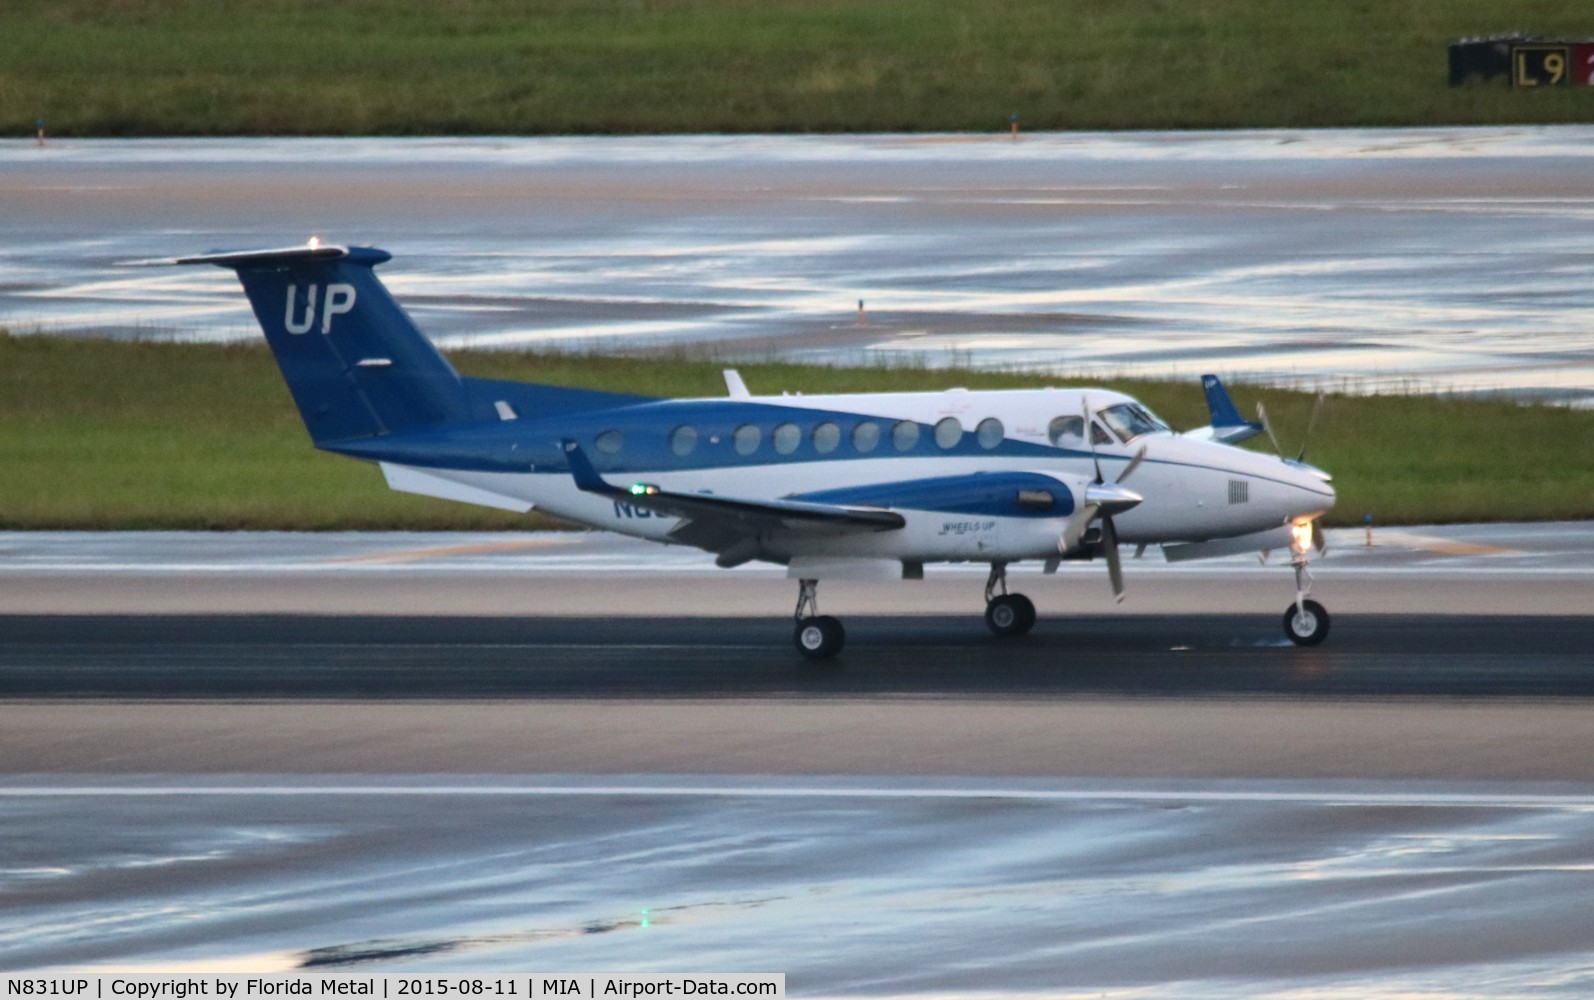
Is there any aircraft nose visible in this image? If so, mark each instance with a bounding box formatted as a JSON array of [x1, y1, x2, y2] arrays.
[[1287, 460, 1335, 515]]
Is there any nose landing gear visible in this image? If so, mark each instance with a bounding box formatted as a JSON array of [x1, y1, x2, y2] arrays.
[[984, 562, 1036, 637], [1284, 557, 1330, 646]]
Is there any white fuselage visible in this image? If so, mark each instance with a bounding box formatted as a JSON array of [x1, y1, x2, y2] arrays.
[[384, 386, 1336, 569]]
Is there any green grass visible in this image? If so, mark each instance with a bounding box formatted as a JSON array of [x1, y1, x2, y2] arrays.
[[4, 0, 1593, 136], [2, 334, 1591, 530]]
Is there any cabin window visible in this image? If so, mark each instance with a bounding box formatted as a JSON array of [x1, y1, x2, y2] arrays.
[[934, 416, 963, 449], [595, 429, 624, 454], [1047, 415, 1084, 448], [852, 421, 880, 454], [892, 420, 920, 452], [733, 424, 761, 456], [976, 417, 1004, 450], [812, 422, 841, 454], [773, 422, 802, 455], [669, 425, 698, 457], [1092, 421, 1114, 446]]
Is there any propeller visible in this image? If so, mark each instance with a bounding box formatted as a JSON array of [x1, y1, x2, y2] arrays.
[[1255, 393, 1326, 464], [1257, 395, 1333, 561], [1297, 392, 1326, 463], [1061, 398, 1145, 603]]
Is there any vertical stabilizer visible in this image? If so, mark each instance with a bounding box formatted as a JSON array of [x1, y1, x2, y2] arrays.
[[176, 244, 472, 444]]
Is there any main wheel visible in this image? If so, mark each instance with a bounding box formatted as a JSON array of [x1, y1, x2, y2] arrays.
[[1283, 599, 1330, 646], [985, 593, 1036, 637], [795, 615, 846, 659]]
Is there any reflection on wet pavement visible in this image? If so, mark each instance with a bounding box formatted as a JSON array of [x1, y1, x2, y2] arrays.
[[5, 779, 1594, 996], [2, 129, 1591, 406]]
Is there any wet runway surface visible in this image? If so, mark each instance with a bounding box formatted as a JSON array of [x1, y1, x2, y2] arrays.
[[3, 526, 1593, 988], [2, 612, 1592, 700], [4, 129, 1593, 404], [7, 778, 1594, 995]]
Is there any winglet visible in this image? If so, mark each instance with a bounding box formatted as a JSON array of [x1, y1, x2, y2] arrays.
[[723, 369, 751, 399], [562, 440, 620, 496]]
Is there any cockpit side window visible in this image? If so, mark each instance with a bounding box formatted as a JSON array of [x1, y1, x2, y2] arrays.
[[1099, 402, 1170, 443]]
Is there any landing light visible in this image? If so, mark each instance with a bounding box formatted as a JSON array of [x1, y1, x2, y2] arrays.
[[1290, 519, 1315, 555]]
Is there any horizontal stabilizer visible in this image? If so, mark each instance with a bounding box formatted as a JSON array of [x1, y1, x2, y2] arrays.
[[380, 463, 533, 513], [168, 244, 372, 269]]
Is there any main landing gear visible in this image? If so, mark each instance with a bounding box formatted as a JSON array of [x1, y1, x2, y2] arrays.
[[793, 578, 845, 660], [984, 562, 1036, 638], [1283, 555, 1330, 646], [791, 563, 1041, 659]]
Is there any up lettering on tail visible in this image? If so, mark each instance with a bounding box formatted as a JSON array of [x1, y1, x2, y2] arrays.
[[284, 283, 357, 334]]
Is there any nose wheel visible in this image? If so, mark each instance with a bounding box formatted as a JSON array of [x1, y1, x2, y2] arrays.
[[983, 562, 1036, 637], [1283, 559, 1330, 646], [1284, 599, 1329, 646]]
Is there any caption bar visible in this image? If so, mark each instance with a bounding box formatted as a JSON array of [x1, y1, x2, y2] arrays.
[[5, 978, 783, 1000]]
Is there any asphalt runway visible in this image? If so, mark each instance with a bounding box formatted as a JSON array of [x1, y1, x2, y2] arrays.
[[3, 536, 1594, 984], [2, 612, 1591, 701]]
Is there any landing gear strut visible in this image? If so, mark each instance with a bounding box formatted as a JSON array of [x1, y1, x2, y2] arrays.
[[1283, 557, 1329, 646], [793, 578, 845, 659], [983, 562, 1036, 637]]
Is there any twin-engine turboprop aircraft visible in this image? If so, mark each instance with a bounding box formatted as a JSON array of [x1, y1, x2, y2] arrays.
[[169, 242, 1336, 658]]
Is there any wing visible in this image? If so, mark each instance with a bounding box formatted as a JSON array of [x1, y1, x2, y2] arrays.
[[561, 441, 904, 561]]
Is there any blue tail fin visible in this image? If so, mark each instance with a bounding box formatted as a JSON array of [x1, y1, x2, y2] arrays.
[[178, 244, 472, 444], [1197, 374, 1264, 445], [1201, 374, 1245, 429]]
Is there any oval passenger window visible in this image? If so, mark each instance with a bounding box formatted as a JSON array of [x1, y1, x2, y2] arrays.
[[669, 425, 698, 457], [773, 423, 801, 455], [976, 417, 1004, 449], [813, 422, 841, 454], [892, 420, 920, 451], [934, 416, 963, 449], [852, 421, 880, 453], [733, 424, 761, 456]]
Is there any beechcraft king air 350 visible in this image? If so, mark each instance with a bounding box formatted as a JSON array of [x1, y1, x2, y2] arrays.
[[170, 242, 1336, 658]]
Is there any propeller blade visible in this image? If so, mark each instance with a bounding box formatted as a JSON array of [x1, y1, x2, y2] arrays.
[[1296, 393, 1326, 462], [1118, 444, 1147, 484], [1060, 503, 1097, 555], [1083, 398, 1102, 483], [1311, 518, 1327, 555], [1256, 401, 1283, 458], [1102, 516, 1125, 603]]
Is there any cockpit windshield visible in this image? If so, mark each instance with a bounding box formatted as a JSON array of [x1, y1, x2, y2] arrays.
[[1098, 402, 1171, 443]]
